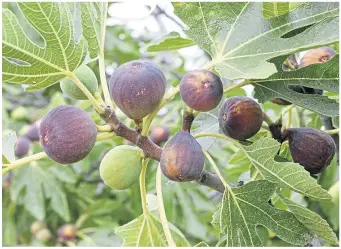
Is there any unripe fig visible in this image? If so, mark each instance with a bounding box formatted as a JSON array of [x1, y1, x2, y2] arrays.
[[39, 105, 97, 164], [100, 145, 142, 190], [218, 97, 263, 140], [109, 60, 166, 120], [271, 85, 323, 106], [300, 47, 337, 68], [60, 65, 98, 100], [160, 131, 204, 182], [149, 125, 170, 145], [26, 123, 40, 141], [30, 221, 47, 235], [11, 106, 29, 121], [15, 137, 30, 157], [282, 128, 336, 174], [179, 69, 223, 112], [35, 228, 52, 242], [58, 224, 77, 241]]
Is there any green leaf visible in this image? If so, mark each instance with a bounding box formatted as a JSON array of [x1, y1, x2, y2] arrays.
[[195, 241, 209, 247], [212, 180, 313, 246], [2, 3, 87, 90], [115, 211, 190, 247], [146, 32, 196, 52], [2, 130, 16, 163], [80, 2, 105, 58], [253, 55, 339, 117], [262, 2, 290, 19], [280, 194, 339, 246], [239, 137, 331, 200], [174, 2, 338, 80], [10, 164, 70, 221]]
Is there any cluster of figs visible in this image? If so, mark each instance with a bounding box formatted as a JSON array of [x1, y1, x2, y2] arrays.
[[27, 47, 336, 190]]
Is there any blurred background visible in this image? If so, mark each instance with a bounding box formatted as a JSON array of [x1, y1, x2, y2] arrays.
[[2, 1, 339, 247]]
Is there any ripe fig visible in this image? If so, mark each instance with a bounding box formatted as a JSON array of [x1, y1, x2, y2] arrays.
[[271, 85, 323, 106], [39, 105, 97, 164], [58, 224, 77, 241], [15, 137, 31, 157], [282, 128, 336, 174], [218, 97, 263, 140], [26, 123, 40, 141], [109, 60, 166, 120], [300, 47, 337, 68], [35, 228, 52, 242], [60, 65, 98, 100], [179, 69, 223, 112], [160, 131, 204, 182], [30, 221, 47, 235], [149, 125, 170, 145], [100, 145, 142, 190]]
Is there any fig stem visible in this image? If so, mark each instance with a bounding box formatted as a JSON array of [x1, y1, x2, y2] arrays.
[[325, 128, 339, 135], [96, 132, 116, 141], [263, 112, 274, 126], [196, 170, 225, 193], [223, 79, 250, 94], [66, 72, 105, 114], [156, 166, 177, 247], [182, 108, 195, 132], [96, 124, 112, 132], [141, 86, 180, 136], [2, 152, 48, 176], [140, 159, 150, 216]]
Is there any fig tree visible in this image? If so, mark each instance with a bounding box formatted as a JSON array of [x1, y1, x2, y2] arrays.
[[282, 128, 336, 174], [160, 131, 204, 182], [300, 47, 337, 68], [58, 224, 77, 241], [149, 125, 170, 145], [30, 221, 47, 235], [100, 145, 142, 190], [15, 137, 30, 157], [26, 123, 40, 141], [179, 69, 223, 112], [39, 105, 97, 164], [109, 60, 166, 120], [218, 96, 263, 140], [60, 65, 98, 100]]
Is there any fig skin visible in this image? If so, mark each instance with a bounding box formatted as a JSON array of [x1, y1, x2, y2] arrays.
[[100, 145, 142, 190], [271, 85, 323, 106], [60, 65, 98, 100], [282, 128, 336, 174], [26, 123, 40, 141], [300, 47, 337, 68], [180, 69, 223, 112], [39, 105, 97, 164], [15, 137, 31, 157], [109, 60, 166, 120], [58, 224, 77, 241], [149, 125, 170, 145], [160, 131, 204, 182], [218, 97, 263, 140]]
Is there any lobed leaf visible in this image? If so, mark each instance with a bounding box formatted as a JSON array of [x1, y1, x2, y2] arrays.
[[2, 130, 16, 163], [146, 32, 196, 52], [174, 2, 339, 80], [262, 2, 290, 19]]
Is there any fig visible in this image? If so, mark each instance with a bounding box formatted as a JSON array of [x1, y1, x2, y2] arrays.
[[218, 97, 263, 140], [58, 224, 77, 241], [149, 125, 170, 145], [35, 228, 52, 242], [180, 69, 223, 112], [39, 105, 97, 164], [271, 85, 323, 106], [26, 123, 40, 141], [100, 145, 142, 190], [15, 137, 30, 157], [300, 47, 337, 68], [109, 60, 166, 120], [30, 221, 47, 235], [160, 131, 204, 182], [60, 65, 98, 100], [282, 128, 336, 174], [11, 106, 29, 121]]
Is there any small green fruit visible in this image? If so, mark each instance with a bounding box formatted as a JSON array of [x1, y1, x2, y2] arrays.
[[100, 145, 142, 190], [60, 65, 98, 100], [11, 106, 29, 121], [35, 228, 52, 242], [30, 221, 47, 235]]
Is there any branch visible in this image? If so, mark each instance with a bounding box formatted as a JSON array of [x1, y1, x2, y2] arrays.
[[182, 109, 195, 132]]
